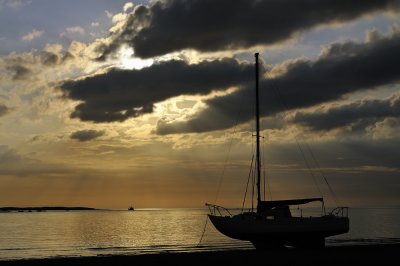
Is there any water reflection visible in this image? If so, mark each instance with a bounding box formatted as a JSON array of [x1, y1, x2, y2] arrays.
[[0, 209, 247, 260], [0, 208, 399, 260]]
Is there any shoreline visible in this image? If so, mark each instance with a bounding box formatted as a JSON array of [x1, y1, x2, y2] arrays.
[[1, 243, 399, 265], [0, 207, 97, 212]]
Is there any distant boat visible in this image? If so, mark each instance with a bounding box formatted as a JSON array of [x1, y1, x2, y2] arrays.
[[128, 206, 134, 211], [206, 53, 349, 249]]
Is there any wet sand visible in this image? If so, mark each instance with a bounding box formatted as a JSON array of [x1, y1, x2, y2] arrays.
[[1, 244, 399, 265]]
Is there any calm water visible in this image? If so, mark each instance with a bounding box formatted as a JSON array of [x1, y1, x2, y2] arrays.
[[0, 208, 399, 260]]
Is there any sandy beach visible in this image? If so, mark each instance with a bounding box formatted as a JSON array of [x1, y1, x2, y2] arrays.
[[1, 244, 399, 266]]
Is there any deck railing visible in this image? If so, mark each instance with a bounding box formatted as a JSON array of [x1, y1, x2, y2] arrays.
[[205, 203, 233, 217], [329, 207, 349, 217]]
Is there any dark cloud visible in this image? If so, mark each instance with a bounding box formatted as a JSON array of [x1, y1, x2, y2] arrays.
[[61, 58, 253, 122], [70, 129, 105, 142], [7, 65, 31, 80], [98, 0, 399, 59], [157, 30, 400, 134], [0, 103, 11, 117], [292, 93, 400, 131], [61, 52, 74, 62], [0, 103, 14, 117], [39, 51, 59, 66]]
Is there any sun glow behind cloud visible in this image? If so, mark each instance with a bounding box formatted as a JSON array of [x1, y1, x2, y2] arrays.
[[119, 46, 154, 70]]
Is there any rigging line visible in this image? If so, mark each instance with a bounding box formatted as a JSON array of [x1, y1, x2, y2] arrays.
[[252, 156, 257, 212], [263, 167, 266, 201], [242, 153, 254, 212], [294, 139, 324, 198], [213, 136, 235, 205], [212, 102, 244, 205], [262, 132, 272, 200], [213, 68, 253, 205], [259, 80, 271, 202], [264, 168, 272, 200], [304, 141, 340, 206], [261, 132, 271, 201], [250, 120, 255, 209], [265, 72, 324, 198], [258, 61, 269, 202], [261, 134, 266, 201]]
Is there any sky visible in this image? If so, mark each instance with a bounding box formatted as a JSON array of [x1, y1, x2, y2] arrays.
[[0, 0, 400, 209]]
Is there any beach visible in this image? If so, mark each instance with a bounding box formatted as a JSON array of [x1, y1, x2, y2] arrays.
[[1, 244, 398, 266]]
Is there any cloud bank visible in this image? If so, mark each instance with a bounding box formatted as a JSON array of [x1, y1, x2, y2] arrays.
[[0, 104, 11, 117], [156, 28, 400, 134], [70, 129, 105, 142], [98, 0, 399, 59], [61, 58, 253, 122], [293, 93, 400, 131]]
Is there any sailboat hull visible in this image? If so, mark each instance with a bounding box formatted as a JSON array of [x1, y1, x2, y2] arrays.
[[209, 214, 349, 248]]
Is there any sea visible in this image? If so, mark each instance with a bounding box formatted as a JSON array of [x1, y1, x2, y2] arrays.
[[0, 207, 399, 261]]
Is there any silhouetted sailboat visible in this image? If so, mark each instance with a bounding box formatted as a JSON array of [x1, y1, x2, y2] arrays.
[[128, 206, 134, 211], [206, 53, 349, 249]]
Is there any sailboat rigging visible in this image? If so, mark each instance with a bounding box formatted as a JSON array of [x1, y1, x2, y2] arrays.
[[206, 53, 349, 249]]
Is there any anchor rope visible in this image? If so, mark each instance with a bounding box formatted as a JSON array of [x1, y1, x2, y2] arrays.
[[197, 213, 209, 246]]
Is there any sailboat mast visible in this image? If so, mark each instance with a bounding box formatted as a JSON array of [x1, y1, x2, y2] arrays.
[[255, 53, 261, 206]]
